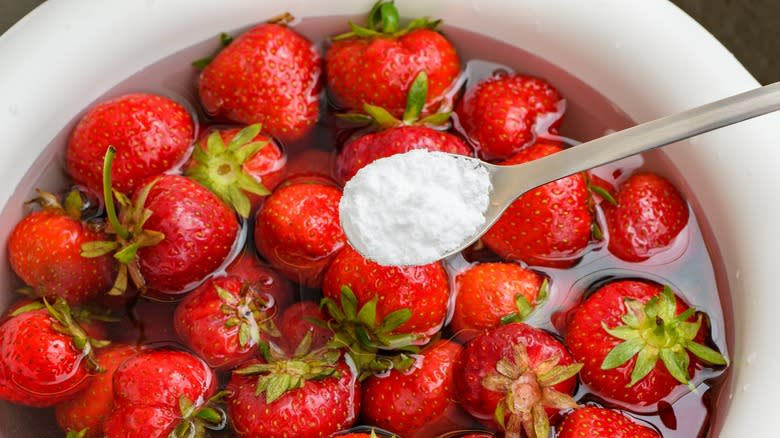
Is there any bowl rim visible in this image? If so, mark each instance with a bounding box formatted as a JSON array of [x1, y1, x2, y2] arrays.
[[1, 0, 779, 436]]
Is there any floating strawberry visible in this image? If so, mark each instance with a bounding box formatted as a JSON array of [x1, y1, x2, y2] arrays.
[[482, 142, 593, 268], [254, 181, 346, 287], [186, 124, 286, 218], [8, 189, 113, 304], [56, 344, 139, 438], [227, 342, 360, 437], [103, 349, 224, 438], [0, 298, 109, 407], [336, 72, 472, 183], [604, 172, 689, 262], [558, 406, 660, 438], [198, 20, 321, 142], [565, 280, 727, 405], [226, 250, 294, 310], [455, 323, 581, 438], [451, 262, 548, 338], [455, 73, 564, 161], [362, 340, 461, 436], [82, 148, 239, 295], [326, 0, 460, 117], [67, 93, 194, 196], [174, 275, 280, 370], [278, 300, 332, 355]]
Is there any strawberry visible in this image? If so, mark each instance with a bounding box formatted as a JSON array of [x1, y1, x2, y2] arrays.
[[186, 124, 286, 218], [198, 22, 321, 142], [451, 262, 548, 338], [558, 406, 660, 438], [0, 298, 108, 407], [254, 181, 346, 287], [278, 300, 332, 355], [482, 142, 593, 268], [174, 275, 281, 370], [326, 1, 460, 117], [455, 73, 564, 161], [104, 349, 224, 438], [361, 340, 461, 436], [82, 149, 240, 296], [603, 172, 689, 262], [8, 189, 113, 304], [226, 250, 294, 311], [455, 323, 581, 438], [66, 93, 194, 196], [335, 429, 396, 438], [565, 280, 727, 405], [227, 344, 360, 437], [56, 344, 139, 438]]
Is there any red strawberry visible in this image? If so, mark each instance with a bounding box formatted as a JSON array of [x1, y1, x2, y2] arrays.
[[254, 181, 346, 287], [67, 93, 194, 196], [56, 344, 139, 438], [482, 142, 593, 268], [558, 406, 660, 438], [451, 262, 547, 339], [198, 22, 321, 142], [455, 73, 564, 161], [362, 340, 461, 436], [83, 150, 240, 296], [604, 172, 689, 262], [565, 280, 727, 405], [326, 1, 460, 117], [455, 323, 581, 438], [278, 300, 332, 355], [227, 347, 360, 437], [8, 190, 113, 304], [0, 298, 108, 407], [174, 275, 281, 370], [104, 349, 222, 438], [226, 250, 294, 310], [186, 124, 286, 218]]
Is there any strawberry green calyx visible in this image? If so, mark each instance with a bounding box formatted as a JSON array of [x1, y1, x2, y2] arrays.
[[483, 343, 582, 438], [500, 279, 549, 325], [80, 147, 164, 296], [192, 32, 234, 69], [217, 284, 280, 347], [319, 286, 419, 380], [170, 390, 230, 438], [234, 334, 342, 403], [332, 0, 440, 41], [340, 71, 452, 129], [600, 286, 728, 388], [28, 188, 88, 220], [65, 429, 89, 438], [185, 124, 270, 218]]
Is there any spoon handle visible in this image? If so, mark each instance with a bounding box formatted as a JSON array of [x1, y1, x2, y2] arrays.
[[514, 81, 780, 189]]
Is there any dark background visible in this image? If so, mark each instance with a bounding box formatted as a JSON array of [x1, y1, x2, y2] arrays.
[[1, 0, 778, 84]]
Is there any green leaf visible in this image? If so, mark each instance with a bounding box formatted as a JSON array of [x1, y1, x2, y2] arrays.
[[195, 406, 223, 424], [10, 301, 45, 316], [228, 185, 251, 219], [207, 130, 226, 156], [178, 395, 195, 418], [227, 124, 262, 151], [659, 348, 691, 385], [628, 347, 658, 386], [293, 331, 313, 358], [601, 321, 640, 341], [114, 242, 140, 264], [378, 308, 411, 334], [357, 295, 379, 327], [678, 317, 702, 341], [236, 172, 270, 197], [601, 337, 645, 370], [349, 21, 383, 38], [500, 313, 523, 325], [215, 285, 239, 306], [366, 0, 384, 29], [532, 403, 550, 438], [234, 141, 268, 163], [418, 111, 452, 127], [80, 240, 120, 258], [536, 363, 583, 387], [239, 323, 251, 347], [363, 103, 401, 129], [378, 1, 399, 33], [320, 297, 345, 321], [658, 286, 678, 321], [685, 341, 728, 365], [513, 294, 534, 320], [354, 325, 374, 347], [589, 184, 617, 206], [63, 190, 84, 219], [265, 374, 292, 403], [402, 71, 428, 124], [537, 278, 550, 302], [494, 400, 506, 429], [621, 298, 645, 327], [192, 56, 213, 69], [591, 221, 604, 241], [219, 32, 233, 46], [340, 286, 358, 320]]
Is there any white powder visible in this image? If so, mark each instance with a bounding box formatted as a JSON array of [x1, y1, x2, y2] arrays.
[[340, 149, 492, 266]]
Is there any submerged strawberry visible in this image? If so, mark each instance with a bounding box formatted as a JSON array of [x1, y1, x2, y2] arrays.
[[254, 181, 346, 287], [558, 406, 660, 438], [8, 190, 113, 304], [455, 323, 581, 438], [565, 280, 727, 405], [198, 21, 321, 142], [482, 142, 593, 268], [0, 298, 108, 407], [326, 0, 460, 117], [226, 250, 294, 311], [277, 300, 332, 355], [186, 124, 286, 218], [456, 74, 563, 161], [67, 93, 194, 196]]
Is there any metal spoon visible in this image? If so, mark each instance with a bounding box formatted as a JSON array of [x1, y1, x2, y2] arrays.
[[442, 81, 780, 258]]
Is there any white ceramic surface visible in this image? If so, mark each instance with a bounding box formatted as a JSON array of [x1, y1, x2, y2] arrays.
[[0, 0, 778, 436]]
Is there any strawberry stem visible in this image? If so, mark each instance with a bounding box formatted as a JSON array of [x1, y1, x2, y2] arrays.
[[102, 147, 130, 240]]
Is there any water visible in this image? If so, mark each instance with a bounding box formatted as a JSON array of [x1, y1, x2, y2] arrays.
[[0, 15, 730, 438]]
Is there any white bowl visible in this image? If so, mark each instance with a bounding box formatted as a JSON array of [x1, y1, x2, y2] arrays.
[[0, 0, 777, 436]]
